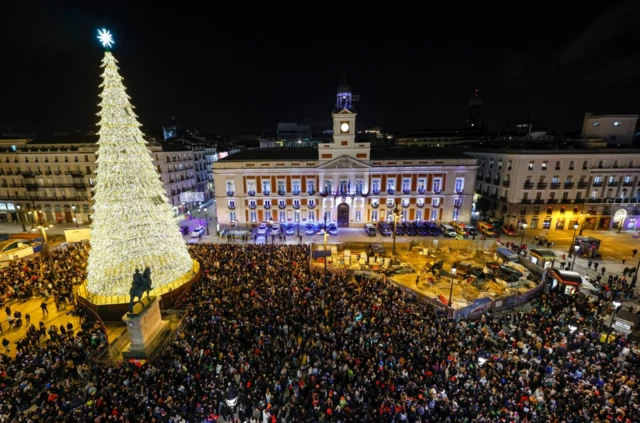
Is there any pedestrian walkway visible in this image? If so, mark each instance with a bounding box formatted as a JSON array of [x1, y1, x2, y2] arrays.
[[0, 296, 82, 358]]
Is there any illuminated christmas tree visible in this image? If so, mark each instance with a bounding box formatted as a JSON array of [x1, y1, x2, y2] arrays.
[[86, 29, 193, 298]]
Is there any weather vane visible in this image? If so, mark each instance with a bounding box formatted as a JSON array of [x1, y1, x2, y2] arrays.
[[97, 28, 114, 49]]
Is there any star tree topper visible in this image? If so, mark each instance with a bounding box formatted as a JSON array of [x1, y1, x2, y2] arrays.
[[97, 28, 114, 49]]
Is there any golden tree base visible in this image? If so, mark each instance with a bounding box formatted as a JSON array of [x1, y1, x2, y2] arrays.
[[76, 259, 201, 321]]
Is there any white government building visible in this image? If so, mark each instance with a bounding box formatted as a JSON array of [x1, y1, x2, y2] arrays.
[[213, 87, 478, 228]]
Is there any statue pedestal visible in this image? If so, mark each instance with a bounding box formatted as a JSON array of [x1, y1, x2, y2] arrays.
[[121, 297, 168, 359]]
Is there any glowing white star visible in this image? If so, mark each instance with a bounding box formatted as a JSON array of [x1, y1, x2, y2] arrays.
[[97, 28, 114, 48]]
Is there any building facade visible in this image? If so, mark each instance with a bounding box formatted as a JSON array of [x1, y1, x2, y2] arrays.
[[581, 113, 638, 146], [0, 135, 211, 226], [469, 150, 640, 232], [213, 108, 478, 228]]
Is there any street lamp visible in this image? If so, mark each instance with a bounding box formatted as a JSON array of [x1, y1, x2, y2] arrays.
[[520, 222, 527, 247], [570, 245, 579, 270], [392, 202, 400, 257], [448, 266, 457, 311], [324, 211, 328, 282], [16, 205, 26, 232], [568, 223, 579, 257], [72, 205, 78, 227], [203, 208, 210, 235], [32, 210, 56, 280]]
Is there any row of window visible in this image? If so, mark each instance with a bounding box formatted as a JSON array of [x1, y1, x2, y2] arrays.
[[228, 177, 465, 194], [481, 158, 635, 171], [232, 197, 461, 210], [236, 208, 460, 223], [3, 155, 93, 164]]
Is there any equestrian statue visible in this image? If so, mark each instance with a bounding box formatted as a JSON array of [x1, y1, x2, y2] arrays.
[[129, 267, 152, 313]]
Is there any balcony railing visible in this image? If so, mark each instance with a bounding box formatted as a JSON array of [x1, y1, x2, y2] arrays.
[[292, 190, 300, 196], [227, 190, 234, 196], [228, 204, 236, 210], [523, 182, 533, 189], [387, 189, 396, 195], [563, 182, 574, 189], [307, 202, 316, 209], [550, 183, 560, 189], [534, 199, 545, 204], [307, 189, 316, 195], [277, 190, 286, 196], [537, 183, 548, 189], [278, 202, 286, 209], [547, 199, 558, 204], [263, 203, 271, 209], [592, 182, 603, 187], [247, 190, 256, 196], [608, 182, 619, 187], [403, 188, 411, 194], [293, 203, 300, 209], [502, 181, 510, 188], [622, 181, 634, 187], [577, 182, 588, 189], [417, 188, 426, 194], [372, 188, 380, 195], [574, 199, 585, 204], [263, 190, 270, 196], [521, 199, 531, 204], [248, 203, 256, 209]]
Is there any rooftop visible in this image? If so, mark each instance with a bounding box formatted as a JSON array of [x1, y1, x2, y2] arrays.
[[218, 148, 317, 161], [370, 147, 472, 160], [28, 134, 98, 145]]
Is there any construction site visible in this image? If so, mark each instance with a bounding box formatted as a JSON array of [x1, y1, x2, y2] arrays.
[[312, 239, 541, 310]]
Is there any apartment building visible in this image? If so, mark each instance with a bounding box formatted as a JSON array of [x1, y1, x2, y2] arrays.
[[469, 150, 640, 231]]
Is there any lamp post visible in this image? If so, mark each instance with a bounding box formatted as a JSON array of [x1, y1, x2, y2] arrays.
[[568, 223, 579, 257], [579, 213, 589, 236], [632, 260, 639, 288], [32, 210, 56, 280], [324, 211, 328, 282], [16, 205, 26, 232], [520, 222, 527, 247], [203, 208, 210, 235], [570, 245, 579, 270], [448, 266, 457, 312], [392, 203, 400, 257], [609, 300, 621, 336], [72, 205, 79, 227]]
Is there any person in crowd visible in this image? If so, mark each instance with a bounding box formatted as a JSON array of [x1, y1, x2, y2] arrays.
[[2, 243, 638, 423]]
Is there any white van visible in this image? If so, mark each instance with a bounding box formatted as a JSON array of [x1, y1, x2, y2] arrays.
[[440, 224, 457, 238]]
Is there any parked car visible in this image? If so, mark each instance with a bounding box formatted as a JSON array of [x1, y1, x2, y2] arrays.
[[403, 222, 416, 236], [257, 222, 269, 235], [270, 222, 281, 234], [285, 223, 295, 235], [364, 223, 377, 237], [190, 226, 206, 237], [377, 221, 392, 236], [440, 224, 457, 238], [502, 225, 518, 236], [395, 224, 405, 236], [424, 221, 442, 236], [305, 223, 316, 235], [327, 223, 338, 235], [414, 221, 429, 236], [467, 226, 478, 237]]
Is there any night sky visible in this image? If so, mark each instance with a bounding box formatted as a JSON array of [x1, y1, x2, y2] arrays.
[[3, 1, 640, 135]]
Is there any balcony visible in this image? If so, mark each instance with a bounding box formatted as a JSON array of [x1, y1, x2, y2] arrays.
[[608, 181, 619, 187], [537, 183, 548, 189], [622, 181, 634, 187], [292, 190, 300, 196], [387, 188, 396, 195], [263, 190, 270, 196], [319, 191, 329, 197], [228, 204, 236, 210], [278, 202, 286, 209], [523, 182, 533, 189], [534, 199, 545, 204], [577, 182, 588, 189], [372, 188, 380, 195], [563, 182, 574, 189], [574, 199, 585, 204], [70, 171, 84, 177], [547, 199, 558, 204], [502, 181, 510, 188], [431, 202, 441, 208], [588, 198, 601, 203], [247, 190, 256, 196], [293, 203, 300, 209], [307, 189, 315, 195], [263, 203, 271, 209], [521, 199, 531, 204], [489, 193, 498, 199], [370, 202, 379, 209], [277, 190, 286, 196], [550, 183, 560, 189], [248, 203, 256, 209], [402, 188, 411, 195], [592, 182, 603, 187], [493, 178, 500, 185], [484, 176, 492, 183], [307, 202, 316, 209], [26, 183, 39, 191], [226, 190, 234, 196], [417, 188, 426, 194]]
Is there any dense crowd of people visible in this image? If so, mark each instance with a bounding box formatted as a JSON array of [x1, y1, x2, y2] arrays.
[[1, 243, 639, 422]]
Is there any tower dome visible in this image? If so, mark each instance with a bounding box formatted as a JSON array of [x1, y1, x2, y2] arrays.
[[335, 73, 353, 111]]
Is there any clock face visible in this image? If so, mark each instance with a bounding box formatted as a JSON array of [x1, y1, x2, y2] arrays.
[[340, 122, 350, 133]]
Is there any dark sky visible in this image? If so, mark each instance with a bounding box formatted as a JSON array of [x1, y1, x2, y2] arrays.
[[3, 1, 640, 135]]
